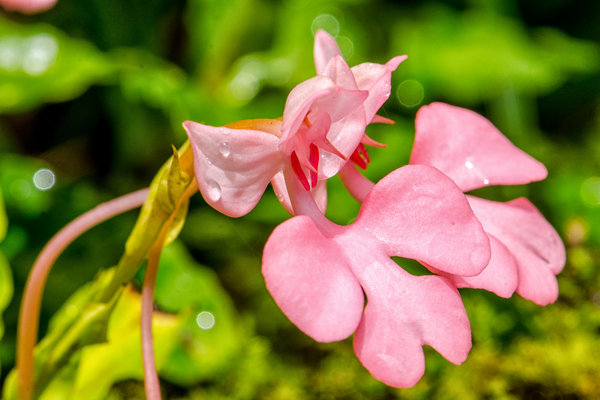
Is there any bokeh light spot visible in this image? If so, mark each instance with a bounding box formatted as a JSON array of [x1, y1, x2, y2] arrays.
[[581, 177, 600, 206], [311, 14, 340, 37], [397, 79, 424, 107], [196, 311, 215, 330], [23, 34, 58, 76], [593, 293, 600, 308], [10, 180, 31, 200], [336, 36, 354, 60], [33, 169, 55, 190]]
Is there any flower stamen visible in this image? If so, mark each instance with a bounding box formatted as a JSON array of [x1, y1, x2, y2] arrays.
[[350, 143, 371, 170], [291, 151, 311, 191]]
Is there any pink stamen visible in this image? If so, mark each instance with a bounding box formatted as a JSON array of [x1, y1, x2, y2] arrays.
[[350, 144, 370, 170], [291, 151, 311, 191]]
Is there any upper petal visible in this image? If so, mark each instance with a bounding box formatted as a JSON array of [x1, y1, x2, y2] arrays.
[[351, 55, 407, 123], [281, 75, 338, 144], [353, 164, 491, 276], [183, 121, 285, 217], [262, 216, 364, 342], [320, 55, 359, 90], [467, 196, 566, 305], [410, 103, 548, 192], [314, 29, 343, 75]]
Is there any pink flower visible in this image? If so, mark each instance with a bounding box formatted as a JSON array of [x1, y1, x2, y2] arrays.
[[184, 32, 405, 217], [0, 0, 56, 13], [409, 103, 565, 305], [263, 164, 491, 388]]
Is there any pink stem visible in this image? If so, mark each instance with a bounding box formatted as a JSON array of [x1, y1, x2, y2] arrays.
[[140, 179, 197, 400], [337, 162, 375, 203], [17, 188, 149, 400], [140, 234, 165, 400]]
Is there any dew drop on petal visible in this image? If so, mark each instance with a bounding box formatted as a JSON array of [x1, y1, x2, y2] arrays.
[[219, 142, 232, 157], [465, 161, 474, 170], [207, 180, 221, 201], [484, 179, 490, 185]]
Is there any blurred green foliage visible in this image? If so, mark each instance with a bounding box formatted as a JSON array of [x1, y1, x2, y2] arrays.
[[1, 0, 600, 398], [0, 187, 14, 372]]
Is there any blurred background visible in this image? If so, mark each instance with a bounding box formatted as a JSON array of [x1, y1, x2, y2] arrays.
[[1, 0, 600, 398]]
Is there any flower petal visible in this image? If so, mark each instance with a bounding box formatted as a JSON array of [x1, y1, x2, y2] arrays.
[[314, 29, 343, 74], [262, 216, 364, 342], [351, 55, 407, 123], [184, 121, 285, 217], [271, 171, 327, 215], [0, 0, 56, 13], [428, 234, 518, 298], [353, 257, 471, 388], [467, 196, 566, 305], [410, 103, 548, 192], [354, 165, 490, 276], [281, 76, 337, 145], [320, 55, 359, 90], [318, 105, 368, 179]]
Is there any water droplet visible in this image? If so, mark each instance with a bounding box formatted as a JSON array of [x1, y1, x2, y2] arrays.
[[207, 180, 221, 201], [483, 179, 490, 185], [277, 193, 284, 201], [205, 157, 212, 165], [465, 161, 474, 170], [219, 142, 232, 157]]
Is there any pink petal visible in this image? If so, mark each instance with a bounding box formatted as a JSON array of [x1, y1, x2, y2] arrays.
[[410, 103, 548, 192], [0, 0, 56, 13], [184, 121, 285, 217], [352, 257, 471, 388], [262, 216, 364, 342], [314, 29, 342, 75], [271, 171, 327, 215], [354, 165, 490, 276], [428, 234, 518, 298], [318, 106, 368, 179], [351, 56, 407, 123], [371, 115, 395, 124], [281, 76, 337, 145], [467, 196, 566, 305], [320, 55, 359, 90]]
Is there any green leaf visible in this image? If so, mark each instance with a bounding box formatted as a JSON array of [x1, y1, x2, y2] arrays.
[[0, 185, 6, 242], [0, 187, 13, 374], [0, 16, 116, 114]]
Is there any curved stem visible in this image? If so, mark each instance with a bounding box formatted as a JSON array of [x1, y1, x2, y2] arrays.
[[140, 233, 165, 400], [140, 180, 198, 400], [337, 162, 375, 203], [17, 189, 149, 400]]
